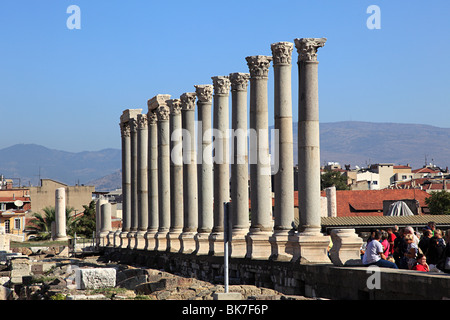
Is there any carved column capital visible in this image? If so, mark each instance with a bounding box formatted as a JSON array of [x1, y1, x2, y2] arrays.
[[211, 76, 231, 95], [120, 121, 131, 137], [294, 38, 327, 62], [229, 72, 250, 91], [245, 55, 272, 79], [168, 99, 182, 115], [194, 85, 213, 103], [129, 117, 138, 133], [148, 109, 158, 125], [180, 92, 197, 111], [156, 105, 170, 121], [136, 113, 148, 129], [271, 41, 293, 65]]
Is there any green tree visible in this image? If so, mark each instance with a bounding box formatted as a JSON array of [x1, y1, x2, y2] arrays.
[[27, 206, 75, 240], [72, 200, 97, 237], [425, 190, 450, 215], [320, 170, 350, 190]]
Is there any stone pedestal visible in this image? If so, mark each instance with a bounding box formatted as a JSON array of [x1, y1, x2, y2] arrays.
[[194, 85, 214, 255], [145, 109, 159, 251], [288, 228, 331, 264], [329, 229, 363, 266], [54, 187, 68, 241], [246, 55, 273, 260], [180, 92, 198, 254], [210, 76, 231, 256], [229, 72, 250, 258]]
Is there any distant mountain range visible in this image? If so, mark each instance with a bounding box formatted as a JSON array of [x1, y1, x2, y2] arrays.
[[1, 121, 450, 192]]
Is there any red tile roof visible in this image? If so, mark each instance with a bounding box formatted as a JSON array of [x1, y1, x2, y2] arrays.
[[322, 189, 430, 217]]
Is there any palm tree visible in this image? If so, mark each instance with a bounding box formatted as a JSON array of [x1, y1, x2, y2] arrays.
[[26, 206, 75, 240]]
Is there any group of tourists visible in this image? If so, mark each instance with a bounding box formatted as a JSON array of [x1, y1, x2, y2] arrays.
[[361, 221, 450, 272]]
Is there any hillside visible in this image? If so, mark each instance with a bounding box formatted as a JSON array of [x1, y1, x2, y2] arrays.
[[1, 121, 450, 191]]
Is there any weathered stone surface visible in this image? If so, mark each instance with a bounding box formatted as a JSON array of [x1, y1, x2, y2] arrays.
[[75, 268, 116, 290]]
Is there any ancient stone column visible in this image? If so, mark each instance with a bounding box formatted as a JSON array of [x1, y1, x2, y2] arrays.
[[119, 109, 141, 248], [269, 41, 295, 261], [127, 113, 140, 248], [179, 92, 198, 253], [145, 109, 159, 251], [229, 72, 250, 258], [209, 76, 231, 256], [136, 113, 149, 249], [291, 37, 330, 263], [54, 187, 68, 241], [149, 94, 171, 251], [167, 98, 183, 252], [99, 203, 112, 245], [194, 84, 214, 255], [95, 196, 108, 244], [245, 55, 273, 259]]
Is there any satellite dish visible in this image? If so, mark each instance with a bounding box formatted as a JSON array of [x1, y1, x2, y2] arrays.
[[14, 200, 23, 207]]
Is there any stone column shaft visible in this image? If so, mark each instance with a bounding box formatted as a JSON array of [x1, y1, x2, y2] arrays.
[[128, 115, 139, 248], [246, 55, 273, 260], [54, 187, 68, 241], [230, 72, 250, 258], [145, 110, 159, 250], [180, 92, 198, 253], [99, 202, 112, 240], [136, 113, 149, 249], [194, 84, 214, 255], [209, 76, 231, 255], [270, 42, 295, 261], [119, 109, 141, 248], [291, 37, 330, 264], [168, 99, 183, 252]]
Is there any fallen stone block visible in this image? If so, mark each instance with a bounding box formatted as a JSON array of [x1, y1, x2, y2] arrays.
[[75, 268, 116, 290]]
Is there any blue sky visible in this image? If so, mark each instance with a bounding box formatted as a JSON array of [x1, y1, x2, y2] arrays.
[[0, 0, 449, 152]]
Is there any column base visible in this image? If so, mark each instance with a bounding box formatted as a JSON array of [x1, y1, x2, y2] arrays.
[[195, 232, 210, 255], [119, 232, 129, 249], [155, 230, 169, 251], [179, 232, 196, 254], [135, 231, 147, 250], [245, 231, 272, 260], [269, 230, 294, 262], [288, 229, 331, 264], [208, 232, 224, 256], [167, 230, 182, 253], [112, 230, 122, 247], [230, 229, 248, 258], [127, 231, 137, 249], [144, 231, 157, 251], [329, 228, 363, 266]]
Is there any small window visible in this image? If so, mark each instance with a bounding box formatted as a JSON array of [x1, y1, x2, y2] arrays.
[[14, 218, 20, 230]]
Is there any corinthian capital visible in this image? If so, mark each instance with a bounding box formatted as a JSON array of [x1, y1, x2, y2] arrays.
[[271, 42, 293, 65], [120, 121, 131, 137], [294, 38, 327, 62], [156, 105, 170, 121], [245, 55, 272, 79], [148, 109, 158, 125], [136, 113, 148, 129], [211, 76, 231, 95], [167, 99, 182, 115], [229, 72, 250, 91], [180, 92, 197, 111], [194, 85, 213, 103]]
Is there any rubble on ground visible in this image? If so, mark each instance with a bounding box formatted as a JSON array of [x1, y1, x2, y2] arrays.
[[0, 247, 310, 300]]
